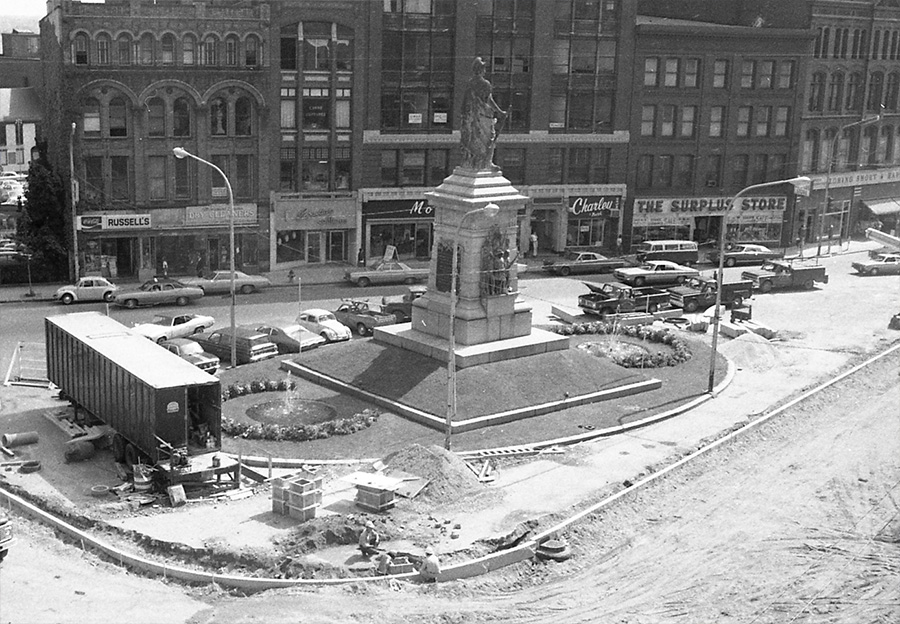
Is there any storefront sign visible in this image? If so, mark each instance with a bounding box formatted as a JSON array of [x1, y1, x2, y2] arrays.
[[364, 199, 434, 219], [808, 165, 900, 190], [184, 204, 258, 226], [77, 214, 152, 231], [275, 198, 355, 230], [634, 196, 787, 216], [568, 195, 621, 216]]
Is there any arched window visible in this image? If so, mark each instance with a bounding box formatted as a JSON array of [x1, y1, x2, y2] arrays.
[[147, 98, 165, 137], [161, 34, 175, 64], [827, 72, 844, 111], [894, 127, 900, 164], [183, 35, 196, 65], [803, 129, 820, 172], [109, 97, 128, 137], [845, 72, 863, 110], [303, 22, 332, 71], [83, 98, 101, 137], [886, 73, 900, 111], [245, 35, 260, 66], [173, 97, 191, 137], [209, 98, 228, 135], [824, 128, 838, 168], [863, 126, 878, 164], [867, 71, 884, 111], [880, 125, 893, 162], [140, 33, 154, 65], [201, 35, 218, 66], [235, 97, 252, 135], [808, 72, 826, 112], [96, 33, 111, 65], [117, 34, 132, 65], [74, 33, 89, 65], [225, 35, 239, 66]]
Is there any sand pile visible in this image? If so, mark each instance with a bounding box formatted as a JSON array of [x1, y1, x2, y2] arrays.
[[384, 443, 480, 502], [719, 331, 784, 371]]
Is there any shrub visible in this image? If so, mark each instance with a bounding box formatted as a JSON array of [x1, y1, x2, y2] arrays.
[[221, 408, 381, 442], [553, 322, 692, 368]]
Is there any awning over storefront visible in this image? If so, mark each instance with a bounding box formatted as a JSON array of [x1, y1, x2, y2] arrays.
[[863, 198, 900, 216]]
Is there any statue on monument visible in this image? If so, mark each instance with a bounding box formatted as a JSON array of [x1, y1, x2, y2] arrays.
[[460, 57, 508, 172]]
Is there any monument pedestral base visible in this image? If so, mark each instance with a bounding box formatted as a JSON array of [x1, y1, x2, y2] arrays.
[[411, 292, 532, 346], [373, 324, 569, 369]]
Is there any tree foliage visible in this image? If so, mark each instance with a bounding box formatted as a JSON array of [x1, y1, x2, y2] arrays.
[[16, 141, 70, 281]]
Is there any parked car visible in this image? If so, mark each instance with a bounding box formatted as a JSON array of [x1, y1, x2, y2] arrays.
[[113, 279, 204, 308], [132, 313, 215, 343], [851, 252, 900, 276], [708, 244, 783, 267], [541, 250, 627, 276], [381, 285, 428, 322], [188, 327, 280, 365], [667, 276, 753, 313], [333, 300, 397, 336], [613, 260, 700, 287], [53, 277, 119, 305], [344, 260, 429, 287], [247, 322, 326, 354], [159, 338, 220, 375], [0, 171, 26, 182], [0, 511, 12, 563], [578, 282, 670, 316], [180, 270, 271, 294], [634, 240, 699, 265], [296, 308, 353, 343]]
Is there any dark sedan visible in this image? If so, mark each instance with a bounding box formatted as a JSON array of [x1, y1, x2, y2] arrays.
[[708, 244, 782, 267], [542, 250, 627, 276]]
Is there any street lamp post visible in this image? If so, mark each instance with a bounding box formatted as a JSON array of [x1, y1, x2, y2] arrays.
[[445, 202, 500, 450], [173, 147, 237, 368], [818, 115, 880, 256], [69, 122, 79, 280], [708, 176, 811, 394]]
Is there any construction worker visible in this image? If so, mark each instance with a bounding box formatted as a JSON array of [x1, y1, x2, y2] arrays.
[[358, 520, 380, 557], [419, 545, 440, 582]]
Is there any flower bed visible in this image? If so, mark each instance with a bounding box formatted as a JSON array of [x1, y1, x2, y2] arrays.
[[553, 322, 692, 368], [220, 378, 380, 442]]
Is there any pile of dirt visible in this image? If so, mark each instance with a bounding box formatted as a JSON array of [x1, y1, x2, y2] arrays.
[[384, 443, 481, 503], [272, 514, 362, 555], [719, 331, 784, 371]]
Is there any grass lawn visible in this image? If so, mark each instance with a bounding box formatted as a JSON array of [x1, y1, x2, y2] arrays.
[[218, 332, 725, 460]]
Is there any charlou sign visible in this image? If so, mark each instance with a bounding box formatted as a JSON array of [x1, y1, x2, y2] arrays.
[[568, 195, 621, 216]]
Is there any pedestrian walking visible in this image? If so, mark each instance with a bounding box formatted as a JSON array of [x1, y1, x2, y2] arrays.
[[616, 234, 623, 255], [161, 258, 168, 276], [529, 232, 538, 258]]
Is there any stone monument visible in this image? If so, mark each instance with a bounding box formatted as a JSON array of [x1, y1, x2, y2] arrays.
[[375, 58, 568, 368]]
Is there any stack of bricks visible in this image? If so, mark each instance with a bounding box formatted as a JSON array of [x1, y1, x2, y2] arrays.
[[271, 470, 324, 521]]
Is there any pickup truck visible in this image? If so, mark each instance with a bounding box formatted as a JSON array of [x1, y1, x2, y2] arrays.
[[741, 260, 828, 293], [668, 276, 753, 313], [0, 512, 11, 562], [333, 300, 397, 336], [578, 282, 670, 317], [381, 285, 427, 322]]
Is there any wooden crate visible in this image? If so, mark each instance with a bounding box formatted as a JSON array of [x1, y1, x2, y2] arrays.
[[355, 485, 395, 512]]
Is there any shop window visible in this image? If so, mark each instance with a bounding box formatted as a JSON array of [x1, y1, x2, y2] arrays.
[[74, 33, 89, 65], [245, 35, 260, 67], [110, 156, 130, 202], [97, 34, 110, 65], [401, 92, 429, 129], [713, 59, 728, 88], [277, 230, 305, 263], [302, 88, 330, 130], [235, 97, 252, 136], [280, 147, 297, 191], [174, 157, 191, 198], [303, 22, 332, 71], [148, 156, 166, 200], [381, 150, 399, 186], [182, 35, 196, 65], [302, 147, 330, 191], [117, 34, 132, 65], [225, 36, 239, 66], [210, 98, 228, 136], [567, 218, 605, 248], [83, 99, 101, 137], [281, 88, 297, 129], [173, 97, 191, 137], [326, 230, 347, 262], [233, 154, 253, 199], [83, 156, 104, 204], [147, 98, 165, 137], [109, 98, 128, 137], [335, 147, 351, 190], [161, 34, 175, 65]]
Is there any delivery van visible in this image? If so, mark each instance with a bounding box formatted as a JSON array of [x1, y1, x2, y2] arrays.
[[634, 240, 699, 265]]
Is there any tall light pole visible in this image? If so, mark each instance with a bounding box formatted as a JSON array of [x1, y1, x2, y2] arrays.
[[446, 202, 500, 450], [708, 176, 810, 394], [818, 114, 880, 256], [69, 122, 79, 280], [173, 147, 237, 368]]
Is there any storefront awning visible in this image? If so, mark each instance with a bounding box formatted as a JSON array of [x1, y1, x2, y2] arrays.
[[863, 198, 900, 216]]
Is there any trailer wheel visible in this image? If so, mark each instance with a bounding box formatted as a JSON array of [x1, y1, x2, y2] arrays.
[[803, 279, 815, 290], [111, 434, 126, 463]]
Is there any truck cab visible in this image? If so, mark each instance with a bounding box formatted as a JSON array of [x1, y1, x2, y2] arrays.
[[742, 260, 828, 293], [668, 276, 752, 313]]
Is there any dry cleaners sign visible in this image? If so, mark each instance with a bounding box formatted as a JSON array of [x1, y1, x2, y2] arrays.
[[77, 214, 152, 231]]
